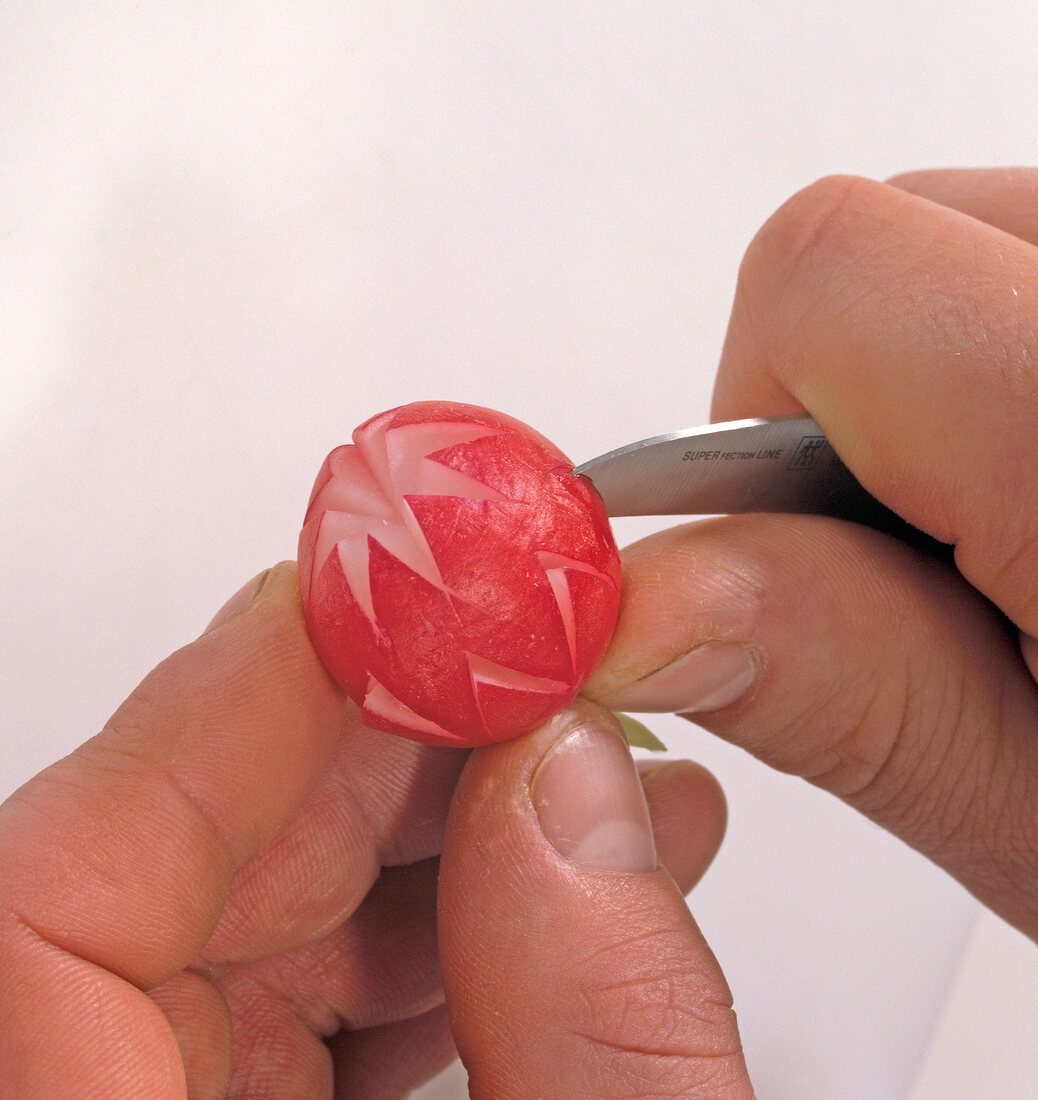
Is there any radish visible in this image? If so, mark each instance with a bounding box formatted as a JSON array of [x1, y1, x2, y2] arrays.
[[298, 401, 621, 747]]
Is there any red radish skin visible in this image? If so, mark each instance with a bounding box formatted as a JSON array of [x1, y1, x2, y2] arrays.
[[298, 401, 621, 747]]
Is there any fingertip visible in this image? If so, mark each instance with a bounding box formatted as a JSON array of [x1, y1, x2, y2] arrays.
[[204, 569, 272, 634], [249, 560, 303, 610], [204, 561, 302, 634], [638, 758, 728, 894]]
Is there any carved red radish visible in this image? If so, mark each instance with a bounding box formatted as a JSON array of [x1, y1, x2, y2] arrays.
[[298, 401, 621, 747]]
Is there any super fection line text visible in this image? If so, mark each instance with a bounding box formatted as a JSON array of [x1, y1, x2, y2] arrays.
[[681, 449, 784, 462]]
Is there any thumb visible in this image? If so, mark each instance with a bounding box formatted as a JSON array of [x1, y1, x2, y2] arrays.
[[438, 700, 754, 1099]]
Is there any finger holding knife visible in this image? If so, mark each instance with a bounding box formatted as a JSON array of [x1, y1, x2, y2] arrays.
[[585, 169, 1038, 942]]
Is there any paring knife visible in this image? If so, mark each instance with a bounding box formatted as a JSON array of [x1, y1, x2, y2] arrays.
[[575, 413, 941, 548]]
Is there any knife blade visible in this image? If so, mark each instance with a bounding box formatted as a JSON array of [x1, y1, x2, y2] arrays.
[[575, 414, 932, 544]]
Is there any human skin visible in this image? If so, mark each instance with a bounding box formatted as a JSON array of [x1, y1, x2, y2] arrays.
[[1, 168, 1036, 1097], [588, 167, 1038, 942]]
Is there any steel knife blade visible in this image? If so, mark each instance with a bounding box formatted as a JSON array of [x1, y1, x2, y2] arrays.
[[575, 414, 917, 536]]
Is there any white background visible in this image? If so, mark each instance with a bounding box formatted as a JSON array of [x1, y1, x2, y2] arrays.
[[2, 4, 1037, 1097]]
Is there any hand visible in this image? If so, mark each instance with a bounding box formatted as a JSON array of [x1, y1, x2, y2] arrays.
[[587, 167, 1038, 941], [0, 563, 747, 1097], [7, 168, 1034, 1099]]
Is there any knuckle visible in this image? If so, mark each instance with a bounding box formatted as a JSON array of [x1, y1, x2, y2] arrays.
[[783, 679, 902, 798], [731, 175, 897, 386], [825, 643, 1033, 889], [826, 650, 968, 832], [739, 174, 881, 298], [740, 635, 907, 796]]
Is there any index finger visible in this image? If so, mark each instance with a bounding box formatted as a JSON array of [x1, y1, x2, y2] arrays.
[[712, 172, 1038, 634], [0, 563, 351, 1095], [0, 564, 347, 989], [0, 562, 468, 1097]]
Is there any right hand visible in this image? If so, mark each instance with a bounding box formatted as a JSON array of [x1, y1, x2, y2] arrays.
[[588, 167, 1038, 940]]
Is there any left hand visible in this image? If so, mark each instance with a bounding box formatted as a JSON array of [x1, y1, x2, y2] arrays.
[[0, 562, 742, 1097]]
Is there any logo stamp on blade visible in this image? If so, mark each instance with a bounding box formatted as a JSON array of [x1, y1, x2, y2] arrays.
[[788, 434, 829, 470]]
